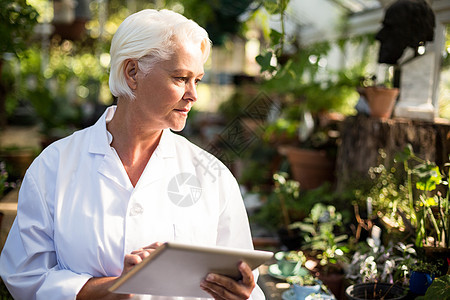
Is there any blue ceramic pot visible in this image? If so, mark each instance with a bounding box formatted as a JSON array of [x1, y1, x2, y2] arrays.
[[292, 283, 321, 300], [409, 271, 434, 295]]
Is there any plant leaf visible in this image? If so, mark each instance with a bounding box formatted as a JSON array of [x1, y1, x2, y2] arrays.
[[256, 52, 276, 72], [416, 274, 450, 299], [394, 144, 413, 163], [270, 29, 282, 47], [414, 164, 442, 191]]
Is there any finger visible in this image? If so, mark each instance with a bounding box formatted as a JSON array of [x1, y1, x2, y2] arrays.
[[122, 254, 143, 274], [204, 273, 251, 299], [130, 248, 144, 255], [143, 242, 164, 250], [201, 279, 234, 300], [115, 293, 134, 300], [238, 261, 255, 288], [124, 254, 142, 267]]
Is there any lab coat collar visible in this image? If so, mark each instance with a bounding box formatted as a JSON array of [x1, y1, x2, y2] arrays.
[[87, 106, 177, 159], [88, 106, 115, 155], [87, 106, 178, 189]]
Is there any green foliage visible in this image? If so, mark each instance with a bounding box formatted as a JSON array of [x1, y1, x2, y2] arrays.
[[0, 278, 13, 299], [255, 51, 276, 73], [394, 144, 448, 248], [416, 275, 450, 300], [0, 161, 8, 196], [290, 203, 349, 272], [409, 260, 442, 275], [358, 145, 449, 248], [0, 0, 39, 56], [363, 158, 410, 232], [283, 250, 307, 263], [260, 0, 289, 15], [251, 172, 316, 231], [164, 0, 254, 45], [287, 273, 317, 286], [4, 46, 86, 136], [346, 241, 417, 285]]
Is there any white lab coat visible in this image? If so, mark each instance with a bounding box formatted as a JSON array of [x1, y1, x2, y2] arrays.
[[0, 106, 265, 300]]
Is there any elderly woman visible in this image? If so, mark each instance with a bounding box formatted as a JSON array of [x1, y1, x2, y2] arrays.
[[0, 9, 265, 300]]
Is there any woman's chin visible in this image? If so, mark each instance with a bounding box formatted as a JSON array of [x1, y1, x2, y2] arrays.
[[169, 123, 186, 132]]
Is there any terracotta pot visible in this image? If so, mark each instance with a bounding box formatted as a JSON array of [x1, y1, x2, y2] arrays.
[[279, 146, 335, 190], [364, 86, 399, 119]]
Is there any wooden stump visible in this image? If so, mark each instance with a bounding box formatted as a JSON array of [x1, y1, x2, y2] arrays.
[[336, 115, 450, 191]]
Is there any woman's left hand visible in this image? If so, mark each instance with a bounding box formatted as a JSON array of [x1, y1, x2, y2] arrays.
[[200, 261, 255, 300]]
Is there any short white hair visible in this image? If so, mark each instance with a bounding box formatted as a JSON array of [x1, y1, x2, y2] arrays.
[[109, 9, 211, 100]]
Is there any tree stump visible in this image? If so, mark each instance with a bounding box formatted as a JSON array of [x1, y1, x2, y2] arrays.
[[336, 115, 450, 191]]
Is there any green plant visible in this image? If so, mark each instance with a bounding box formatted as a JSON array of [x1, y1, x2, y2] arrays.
[[0, 161, 8, 196], [289, 203, 350, 274], [252, 172, 305, 232], [283, 250, 307, 263], [0, 0, 39, 127], [287, 273, 317, 286], [345, 240, 417, 285], [0, 278, 13, 300], [357, 145, 449, 249], [0, 0, 39, 57], [164, 0, 255, 45], [416, 274, 450, 300], [409, 259, 442, 275], [394, 144, 449, 248]]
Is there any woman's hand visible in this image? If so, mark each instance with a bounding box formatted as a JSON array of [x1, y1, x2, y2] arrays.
[[77, 242, 164, 300], [122, 242, 164, 275], [200, 261, 255, 300]]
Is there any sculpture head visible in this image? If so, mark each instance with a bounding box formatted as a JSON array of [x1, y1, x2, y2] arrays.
[[376, 0, 435, 65]]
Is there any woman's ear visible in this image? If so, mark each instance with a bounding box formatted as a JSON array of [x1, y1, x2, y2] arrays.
[[124, 59, 138, 90]]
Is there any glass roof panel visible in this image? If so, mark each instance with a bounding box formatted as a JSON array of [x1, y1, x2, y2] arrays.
[[330, 0, 381, 13]]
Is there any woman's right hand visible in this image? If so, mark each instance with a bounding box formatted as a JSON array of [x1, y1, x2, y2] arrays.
[[122, 242, 164, 275], [77, 242, 164, 299]]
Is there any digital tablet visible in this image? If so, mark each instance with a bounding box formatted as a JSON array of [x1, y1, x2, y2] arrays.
[[109, 242, 273, 297]]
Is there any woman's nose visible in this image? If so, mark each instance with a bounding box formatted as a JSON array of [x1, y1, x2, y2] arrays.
[[184, 81, 198, 102]]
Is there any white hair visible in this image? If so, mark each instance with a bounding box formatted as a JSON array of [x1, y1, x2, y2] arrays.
[[109, 9, 211, 100]]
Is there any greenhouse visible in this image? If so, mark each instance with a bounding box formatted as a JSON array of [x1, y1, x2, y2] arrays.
[[0, 0, 449, 299]]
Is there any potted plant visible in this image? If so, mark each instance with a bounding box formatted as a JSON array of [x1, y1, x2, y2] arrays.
[[356, 144, 449, 259], [393, 145, 449, 271], [274, 250, 307, 277], [345, 240, 415, 300], [345, 282, 407, 300], [255, 0, 358, 190], [286, 273, 322, 300], [358, 75, 399, 120], [272, 82, 346, 190], [252, 172, 313, 250], [289, 203, 349, 297], [408, 260, 442, 295]]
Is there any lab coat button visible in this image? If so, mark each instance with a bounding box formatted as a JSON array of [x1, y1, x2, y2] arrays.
[[129, 203, 144, 216]]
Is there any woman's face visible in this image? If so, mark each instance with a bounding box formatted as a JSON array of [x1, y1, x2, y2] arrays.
[[132, 42, 205, 132]]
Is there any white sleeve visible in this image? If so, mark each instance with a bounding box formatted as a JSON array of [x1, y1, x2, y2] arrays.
[[0, 170, 91, 300], [216, 173, 266, 300]]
